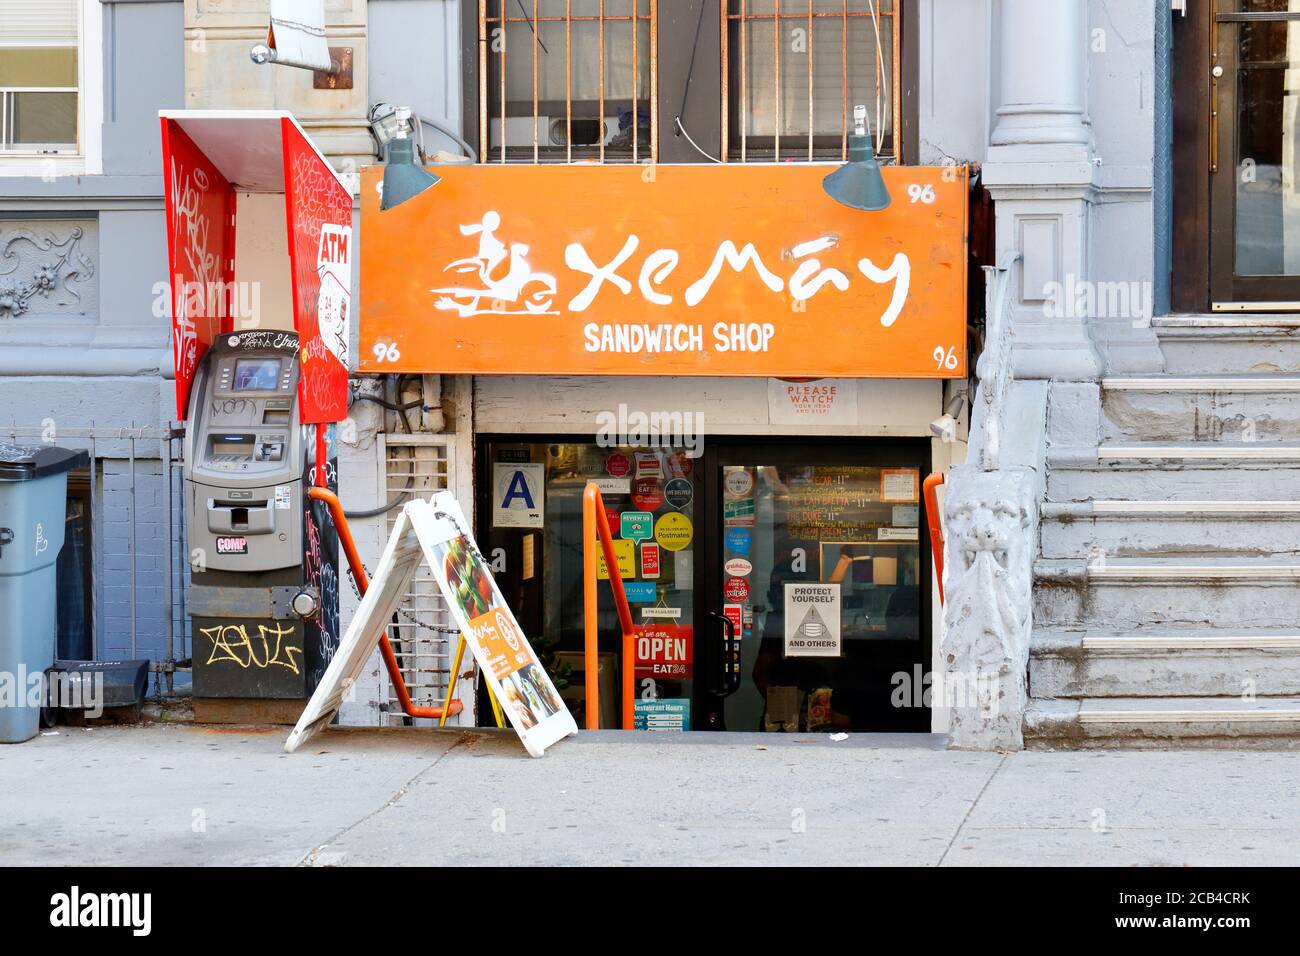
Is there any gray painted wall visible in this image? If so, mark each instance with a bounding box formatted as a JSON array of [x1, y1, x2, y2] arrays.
[[368, 0, 465, 154], [1087, 0, 1156, 292], [103, 0, 185, 176]]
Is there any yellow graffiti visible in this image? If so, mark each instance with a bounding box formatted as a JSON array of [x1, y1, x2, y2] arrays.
[[201, 623, 302, 675]]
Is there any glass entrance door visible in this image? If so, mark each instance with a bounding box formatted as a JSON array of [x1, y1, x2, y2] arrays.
[[699, 443, 931, 733], [1211, 2, 1300, 305]]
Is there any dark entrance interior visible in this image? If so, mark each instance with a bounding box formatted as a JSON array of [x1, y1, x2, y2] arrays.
[[478, 436, 932, 733]]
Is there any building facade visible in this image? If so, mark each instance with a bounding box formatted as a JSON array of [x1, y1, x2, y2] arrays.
[[15, 2, 1256, 747]]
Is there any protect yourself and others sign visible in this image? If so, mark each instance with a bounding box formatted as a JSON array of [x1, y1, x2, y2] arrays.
[[784, 583, 842, 657]]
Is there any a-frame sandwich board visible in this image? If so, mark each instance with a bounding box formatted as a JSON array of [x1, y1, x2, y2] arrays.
[[286, 493, 577, 757]]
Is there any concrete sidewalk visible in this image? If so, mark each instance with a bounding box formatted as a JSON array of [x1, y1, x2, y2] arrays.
[[1, 724, 1296, 866]]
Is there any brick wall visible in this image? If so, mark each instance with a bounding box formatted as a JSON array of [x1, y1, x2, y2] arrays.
[[96, 458, 184, 666]]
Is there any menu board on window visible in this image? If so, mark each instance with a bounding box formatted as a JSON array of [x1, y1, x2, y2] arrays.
[[784, 467, 880, 542]]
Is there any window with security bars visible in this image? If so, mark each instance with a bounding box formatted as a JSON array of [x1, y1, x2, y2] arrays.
[[0, 0, 80, 154], [383, 436, 462, 725], [480, 0, 656, 163], [724, 0, 898, 162]]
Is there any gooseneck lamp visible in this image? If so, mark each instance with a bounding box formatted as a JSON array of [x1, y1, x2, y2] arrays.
[[822, 104, 891, 212], [379, 107, 439, 212]]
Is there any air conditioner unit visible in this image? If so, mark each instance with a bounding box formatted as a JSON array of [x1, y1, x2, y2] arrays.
[[489, 114, 619, 150]]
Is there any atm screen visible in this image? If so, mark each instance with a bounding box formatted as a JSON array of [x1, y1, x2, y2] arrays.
[[232, 358, 281, 391]]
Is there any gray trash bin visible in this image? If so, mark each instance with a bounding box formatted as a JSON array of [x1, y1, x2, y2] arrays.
[[0, 442, 89, 743]]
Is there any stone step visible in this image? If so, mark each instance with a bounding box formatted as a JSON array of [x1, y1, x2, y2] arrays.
[[1029, 629, 1300, 698], [1024, 696, 1300, 749], [1047, 445, 1300, 500], [1033, 557, 1300, 629], [1154, 316, 1300, 374], [1101, 375, 1300, 443], [1040, 500, 1300, 557]]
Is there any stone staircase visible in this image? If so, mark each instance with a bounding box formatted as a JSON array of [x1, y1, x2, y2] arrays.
[[1026, 315, 1300, 748]]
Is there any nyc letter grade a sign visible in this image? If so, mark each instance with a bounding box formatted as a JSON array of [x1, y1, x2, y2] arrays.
[[492, 463, 544, 529]]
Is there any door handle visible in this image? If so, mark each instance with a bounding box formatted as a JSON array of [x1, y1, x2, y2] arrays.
[[707, 611, 740, 697]]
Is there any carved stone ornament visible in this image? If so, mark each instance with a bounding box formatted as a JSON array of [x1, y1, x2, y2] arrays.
[[0, 226, 96, 319], [941, 464, 1037, 750]]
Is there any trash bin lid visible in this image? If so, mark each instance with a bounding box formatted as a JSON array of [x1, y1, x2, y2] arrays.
[[0, 442, 90, 480]]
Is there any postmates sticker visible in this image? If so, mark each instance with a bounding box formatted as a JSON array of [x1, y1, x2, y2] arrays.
[[723, 576, 749, 602], [596, 539, 636, 580], [655, 511, 693, 551]]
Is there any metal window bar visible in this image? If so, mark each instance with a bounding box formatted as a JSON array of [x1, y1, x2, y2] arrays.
[[481, 0, 657, 164], [382, 435, 459, 725], [721, 0, 899, 163]]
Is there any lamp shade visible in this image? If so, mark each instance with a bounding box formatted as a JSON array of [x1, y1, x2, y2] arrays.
[[380, 136, 439, 211], [822, 133, 891, 212]]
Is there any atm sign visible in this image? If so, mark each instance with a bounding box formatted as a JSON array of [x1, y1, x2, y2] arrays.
[[216, 536, 248, 555], [634, 624, 693, 679]]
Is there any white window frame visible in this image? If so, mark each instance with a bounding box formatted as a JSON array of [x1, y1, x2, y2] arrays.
[[0, 0, 102, 176]]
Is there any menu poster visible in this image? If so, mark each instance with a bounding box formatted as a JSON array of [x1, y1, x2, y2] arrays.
[[422, 494, 577, 757], [881, 468, 920, 503]]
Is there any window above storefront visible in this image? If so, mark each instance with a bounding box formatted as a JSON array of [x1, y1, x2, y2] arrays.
[[470, 0, 912, 166], [723, 0, 899, 163], [0, 0, 101, 176]]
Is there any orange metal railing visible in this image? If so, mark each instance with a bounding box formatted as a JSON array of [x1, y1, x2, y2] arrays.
[[581, 482, 638, 730], [922, 473, 946, 605], [307, 487, 463, 722]]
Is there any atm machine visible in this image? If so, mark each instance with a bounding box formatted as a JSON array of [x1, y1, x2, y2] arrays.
[[183, 330, 339, 721]]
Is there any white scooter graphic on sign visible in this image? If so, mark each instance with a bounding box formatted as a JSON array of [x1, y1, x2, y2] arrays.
[[432, 212, 559, 317]]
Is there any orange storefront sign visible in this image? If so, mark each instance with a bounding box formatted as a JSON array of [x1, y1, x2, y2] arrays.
[[359, 164, 968, 378]]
